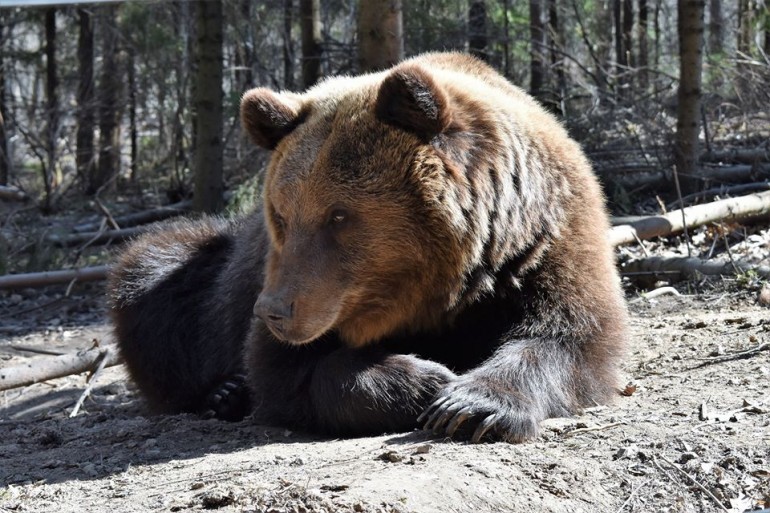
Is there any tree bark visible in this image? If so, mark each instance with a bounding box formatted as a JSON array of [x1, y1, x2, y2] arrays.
[[192, 0, 224, 214], [358, 0, 404, 72], [43, 8, 57, 212], [468, 1, 488, 62], [127, 45, 138, 183], [90, 4, 122, 195], [76, 8, 95, 187], [638, 0, 649, 89], [283, 0, 295, 90], [0, 15, 9, 186], [707, 0, 722, 56], [529, 0, 545, 98], [300, 0, 322, 87], [674, 0, 705, 194], [547, 0, 566, 115]]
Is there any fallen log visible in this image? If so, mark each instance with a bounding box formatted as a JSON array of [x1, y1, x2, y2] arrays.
[[622, 256, 770, 282], [47, 226, 147, 248], [72, 200, 192, 233], [667, 181, 770, 209], [0, 185, 28, 202], [609, 190, 770, 246], [0, 346, 122, 392], [0, 265, 110, 290], [701, 148, 770, 164]]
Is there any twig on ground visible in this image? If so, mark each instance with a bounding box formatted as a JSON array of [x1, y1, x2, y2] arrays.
[[7, 345, 67, 356], [614, 479, 650, 513], [690, 342, 770, 369], [70, 348, 112, 417], [655, 456, 730, 513], [563, 421, 626, 438], [629, 286, 682, 304]]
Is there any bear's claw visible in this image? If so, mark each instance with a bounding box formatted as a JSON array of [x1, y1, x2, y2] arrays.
[[200, 374, 251, 422], [420, 378, 539, 443]]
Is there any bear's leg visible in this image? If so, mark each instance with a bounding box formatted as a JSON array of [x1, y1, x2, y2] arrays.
[[419, 337, 607, 443], [246, 326, 456, 436], [309, 348, 457, 436], [110, 220, 249, 418]]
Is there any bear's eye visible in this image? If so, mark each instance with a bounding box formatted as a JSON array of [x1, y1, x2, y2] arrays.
[[328, 209, 348, 226]]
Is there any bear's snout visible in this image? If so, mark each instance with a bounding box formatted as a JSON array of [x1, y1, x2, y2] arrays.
[[253, 294, 294, 341]]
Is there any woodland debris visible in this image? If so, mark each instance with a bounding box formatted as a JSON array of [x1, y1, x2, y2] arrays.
[[47, 226, 147, 247], [610, 190, 770, 246], [654, 456, 730, 513], [628, 286, 681, 304], [72, 200, 192, 233], [69, 348, 112, 417], [759, 284, 770, 306], [0, 346, 122, 392], [0, 185, 28, 202], [690, 342, 770, 369], [622, 256, 770, 282], [0, 265, 110, 290]]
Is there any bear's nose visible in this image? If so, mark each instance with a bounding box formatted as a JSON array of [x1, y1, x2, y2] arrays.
[[253, 295, 294, 337]]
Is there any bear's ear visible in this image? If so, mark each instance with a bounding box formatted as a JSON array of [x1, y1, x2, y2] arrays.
[[240, 88, 305, 150], [375, 63, 452, 140]]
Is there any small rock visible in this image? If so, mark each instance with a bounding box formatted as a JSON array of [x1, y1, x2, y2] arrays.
[[677, 452, 698, 464], [9, 293, 22, 304], [378, 450, 403, 463]]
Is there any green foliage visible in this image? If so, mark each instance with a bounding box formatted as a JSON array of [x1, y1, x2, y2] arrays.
[[226, 172, 264, 218]]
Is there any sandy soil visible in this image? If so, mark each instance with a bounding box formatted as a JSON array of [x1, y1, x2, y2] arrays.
[[1, 283, 769, 513]]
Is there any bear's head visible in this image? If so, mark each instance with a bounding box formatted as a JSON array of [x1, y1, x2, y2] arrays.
[[242, 59, 519, 347]]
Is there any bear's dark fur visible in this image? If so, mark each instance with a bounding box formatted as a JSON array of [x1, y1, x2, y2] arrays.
[[110, 52, 628, 442]]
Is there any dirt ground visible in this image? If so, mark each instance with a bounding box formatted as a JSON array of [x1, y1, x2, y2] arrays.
[[1, 280, 769, 513]]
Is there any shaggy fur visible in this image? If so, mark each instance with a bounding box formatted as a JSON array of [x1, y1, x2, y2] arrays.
[[110, 52, 628, 442]]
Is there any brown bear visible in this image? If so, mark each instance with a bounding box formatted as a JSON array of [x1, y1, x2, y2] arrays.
[[109, 52, 628, 442]]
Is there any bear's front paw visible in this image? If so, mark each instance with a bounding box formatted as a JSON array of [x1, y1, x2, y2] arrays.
[[200, 374, 251, 422], [417, 378, 540, 443]]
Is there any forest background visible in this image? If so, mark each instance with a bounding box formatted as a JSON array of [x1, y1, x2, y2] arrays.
[[0, 0, 768, 276]]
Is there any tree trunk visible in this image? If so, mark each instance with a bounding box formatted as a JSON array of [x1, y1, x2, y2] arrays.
[[90, 4, 122, 195], [300, 0, 322, 88], [127, 46, 138, 183], [591, 0, 612, 100], [547, 0, 566, 115], [622, 0, 634, 67], [43, 8, 57, 212], [235, 0, 254, 91], [502, 0, 510, 76], [358, 0, 404, 72], [0, 16, 9, 186], [468, 1, 488, 62], [737, 0, 753, 57], [707, 0, 722, 56], [529, 0, 545, 98], [76, 8, 95, 187], [283, 0, 295, 90], [638, 0, 649, 89], [192, 0, 224, 214], [674, 0, 705, 194]]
